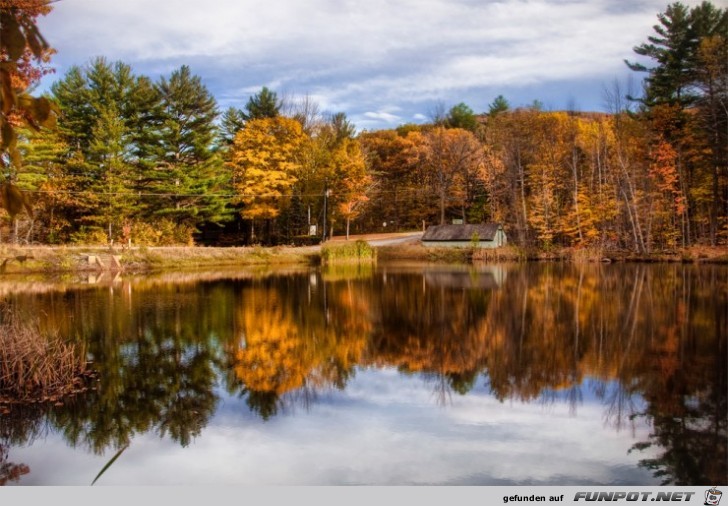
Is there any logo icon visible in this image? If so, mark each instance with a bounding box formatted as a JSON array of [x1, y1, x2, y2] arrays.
[[705, 487, 722, 506]]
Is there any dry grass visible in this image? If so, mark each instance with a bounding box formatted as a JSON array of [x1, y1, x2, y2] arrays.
[[0, 244, 320, 274], [471, 245, 525, 262], [376, 243, 470, 263], [0, 242, 723, 275], [377, 242, 525, 264], [0, 304, 92, 403]]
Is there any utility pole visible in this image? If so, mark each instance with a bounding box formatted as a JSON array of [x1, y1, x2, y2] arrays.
[[322, 185, 330, 242]]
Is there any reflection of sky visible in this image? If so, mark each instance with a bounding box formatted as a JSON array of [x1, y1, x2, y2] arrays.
[[11, 368, 659, 486]]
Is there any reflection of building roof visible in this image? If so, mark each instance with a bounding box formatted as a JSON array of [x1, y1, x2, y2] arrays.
[[421, 223, 502, 241], [424, 270, 500, 290]]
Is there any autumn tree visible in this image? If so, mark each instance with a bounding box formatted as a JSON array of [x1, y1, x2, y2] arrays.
[[481, 107, 541, 245], [0, 0, 57, 241], [228, 116, 309, 242], [260, 109, 367, 242], [359, 129, 428, 231], [327, 135, 370, 239], [695, 33, 728, 243], [524, 113, 571, 248], [419, 127, 484, 225], [572, 115, 620, 247], [627, 1, 728, 246]]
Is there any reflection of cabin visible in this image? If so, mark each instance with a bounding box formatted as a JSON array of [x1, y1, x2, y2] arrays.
[[424, 266, 506, 290], [421, 223, 507, 248]]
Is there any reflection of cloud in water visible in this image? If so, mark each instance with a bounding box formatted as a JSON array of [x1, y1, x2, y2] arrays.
[[11, 368, 659, 485]]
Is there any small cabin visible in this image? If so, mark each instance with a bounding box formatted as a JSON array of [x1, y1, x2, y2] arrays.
[[421, 223, 507, 249]]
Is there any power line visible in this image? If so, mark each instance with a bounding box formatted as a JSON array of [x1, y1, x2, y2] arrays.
[[20, 186, 441, 199]]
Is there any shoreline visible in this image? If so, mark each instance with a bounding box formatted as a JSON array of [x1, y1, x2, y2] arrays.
[[0, 241, 725, 275]]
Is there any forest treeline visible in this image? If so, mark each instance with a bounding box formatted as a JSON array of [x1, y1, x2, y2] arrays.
[[1, 1, 726, 252]]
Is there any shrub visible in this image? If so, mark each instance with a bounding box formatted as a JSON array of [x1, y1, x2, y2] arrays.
[[0, 304, 91, 403], [321, 239, 376, 264], [69, 227, 109, 245]]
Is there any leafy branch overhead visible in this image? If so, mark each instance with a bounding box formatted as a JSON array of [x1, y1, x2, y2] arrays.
[[0, 2, 59, 170]]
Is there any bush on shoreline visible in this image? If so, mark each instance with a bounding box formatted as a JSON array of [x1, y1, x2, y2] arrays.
[[321, 240, 376, 264]]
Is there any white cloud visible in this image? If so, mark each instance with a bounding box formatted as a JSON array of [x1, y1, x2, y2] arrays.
[[12, 369, 660, 485], [36, 0, 708, 126]]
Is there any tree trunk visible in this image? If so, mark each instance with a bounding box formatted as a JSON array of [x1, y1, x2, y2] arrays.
[[439, 187, 446, 225]]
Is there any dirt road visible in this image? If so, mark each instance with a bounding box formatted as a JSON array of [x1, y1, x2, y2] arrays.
[[328, 232, 423, 246]]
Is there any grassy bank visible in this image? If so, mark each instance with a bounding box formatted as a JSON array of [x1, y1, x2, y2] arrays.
[[378, 242, 728, 264], [377, 243, 524, 263], [0, 242, 725, 275], [525, 245, 728, 264], [0, 244, 320, 274]]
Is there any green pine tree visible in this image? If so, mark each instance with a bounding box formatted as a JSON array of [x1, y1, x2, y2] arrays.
[[149, 65, 230, 234], [244, 86, 281, 120]]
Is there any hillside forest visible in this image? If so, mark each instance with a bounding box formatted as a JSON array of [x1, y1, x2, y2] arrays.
[[0, 1, 726, 252]]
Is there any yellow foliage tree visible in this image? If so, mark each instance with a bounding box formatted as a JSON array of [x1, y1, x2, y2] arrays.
[[228, 117, 309, 241], [329, 137, 370, 239], [419, 127, 483, 225]]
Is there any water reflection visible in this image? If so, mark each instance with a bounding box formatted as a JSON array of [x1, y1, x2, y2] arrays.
[[0, 263, 725, 485]]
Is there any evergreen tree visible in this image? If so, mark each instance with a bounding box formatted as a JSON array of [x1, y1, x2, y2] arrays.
[[16, 125, 73, 243], [50, 65, 94, 152], [488, 95, 510, 117], [329, 112, 356, 143], [626, 1, 727, 107], [51, 58, 153, 242], [446, 102, 478, 131], [244, 87, 281, 120], [149, 65, 229, 231], [84, 103, 138, 241], [220, 106, 246, 145]]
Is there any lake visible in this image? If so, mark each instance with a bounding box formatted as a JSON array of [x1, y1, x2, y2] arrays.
[[0, 262, 725, 485]]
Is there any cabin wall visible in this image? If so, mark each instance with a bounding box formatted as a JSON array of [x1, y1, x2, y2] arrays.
[[496, 229, 507, 247]]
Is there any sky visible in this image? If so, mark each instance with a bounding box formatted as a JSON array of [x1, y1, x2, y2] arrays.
[[13, 369, 658, 485], [34, 0, 702, 131]]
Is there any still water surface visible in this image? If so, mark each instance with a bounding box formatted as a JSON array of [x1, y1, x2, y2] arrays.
[[1, 263, 726, 485]]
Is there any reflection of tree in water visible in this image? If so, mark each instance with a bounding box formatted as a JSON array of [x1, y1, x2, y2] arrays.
[[371, 273, 492, 405], [50, 337, 220, 453], [627, 278, 727, 485], [631, 390, 727, 485], [1, 265, 724, 485], [370, 264, 726, 484], [0, 403, 48, 485], [10, 281, 228, 456], [0, 444, 29, 485], [223, 275, 369, 419]]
